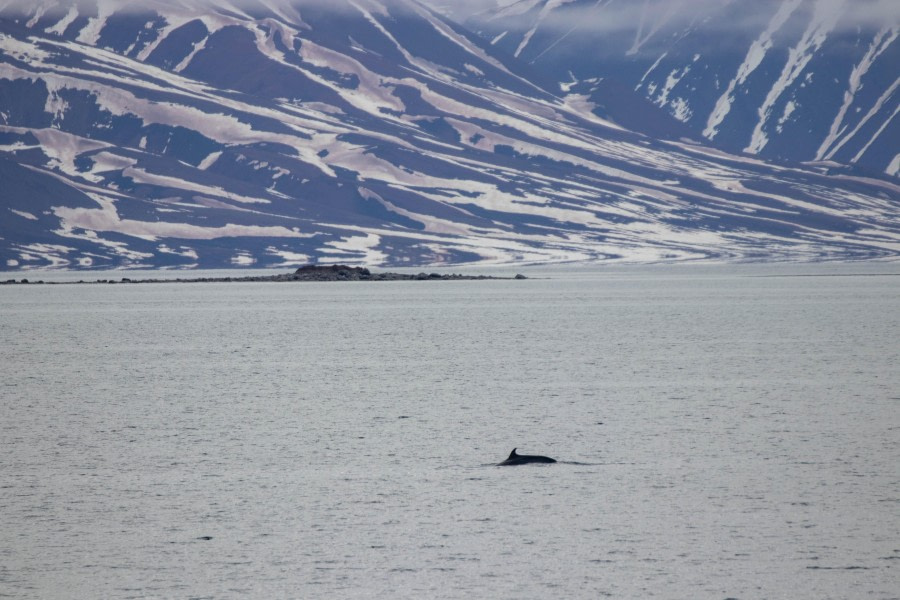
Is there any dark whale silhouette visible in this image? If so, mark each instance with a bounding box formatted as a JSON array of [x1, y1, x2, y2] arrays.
[[498, 448, 557, 466]]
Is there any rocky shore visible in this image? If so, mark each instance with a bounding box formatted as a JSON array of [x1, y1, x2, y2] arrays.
[[2, 264, 527, 285]]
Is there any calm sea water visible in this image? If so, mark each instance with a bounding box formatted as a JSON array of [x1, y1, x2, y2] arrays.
[[2, 264, 898, 599]]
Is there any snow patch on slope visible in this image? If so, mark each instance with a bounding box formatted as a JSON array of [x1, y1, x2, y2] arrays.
[[703, 0, 802, 140], [745, 0, 845, 154], [45, 6, 78, 36], [816, 25, 899, 160], [850, 100, 900, 167], [887, 154, 900, 177], [54, 194, 312, 241], [514, 0, 576, 58], [75, 2, 114, 46]]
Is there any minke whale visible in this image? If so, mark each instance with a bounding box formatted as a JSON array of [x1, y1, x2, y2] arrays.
[[498, 448, 557, 466]]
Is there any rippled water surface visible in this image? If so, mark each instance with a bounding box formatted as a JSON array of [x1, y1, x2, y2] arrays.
[[2, 265, 899, 598]]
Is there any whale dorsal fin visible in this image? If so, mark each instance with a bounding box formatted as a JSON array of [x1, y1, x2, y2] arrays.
[[508, 448, 518, 459]]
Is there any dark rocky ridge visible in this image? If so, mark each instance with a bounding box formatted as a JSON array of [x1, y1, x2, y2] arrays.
[[2, 264, 527, 285]]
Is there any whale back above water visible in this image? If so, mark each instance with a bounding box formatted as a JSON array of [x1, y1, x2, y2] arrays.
[[498, 448, 557, 466]]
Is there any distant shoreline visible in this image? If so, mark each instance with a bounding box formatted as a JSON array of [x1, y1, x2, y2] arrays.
[[1, 264, 527, 285]]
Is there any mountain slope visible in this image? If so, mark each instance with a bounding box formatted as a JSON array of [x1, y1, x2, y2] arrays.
[[467, 0, 899, 178], [1, 0, 899, 270]]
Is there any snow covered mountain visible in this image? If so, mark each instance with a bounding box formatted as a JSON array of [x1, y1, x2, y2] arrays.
[[1, 0, 898, 270], [466, 0, 899, 178]]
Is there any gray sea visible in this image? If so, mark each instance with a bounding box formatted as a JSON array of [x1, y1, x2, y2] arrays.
[[1, 263, 898, 599]]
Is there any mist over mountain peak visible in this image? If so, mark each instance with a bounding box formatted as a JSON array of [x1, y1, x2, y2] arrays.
[[461, 0, 898, 177]]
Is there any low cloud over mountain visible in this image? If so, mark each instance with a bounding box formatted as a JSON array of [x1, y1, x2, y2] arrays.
[[464, 0, 899, 177]]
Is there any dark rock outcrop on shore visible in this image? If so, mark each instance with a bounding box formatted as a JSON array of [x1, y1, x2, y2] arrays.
[[290, 264, 521, 281], [2, 265, 526, 285]]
